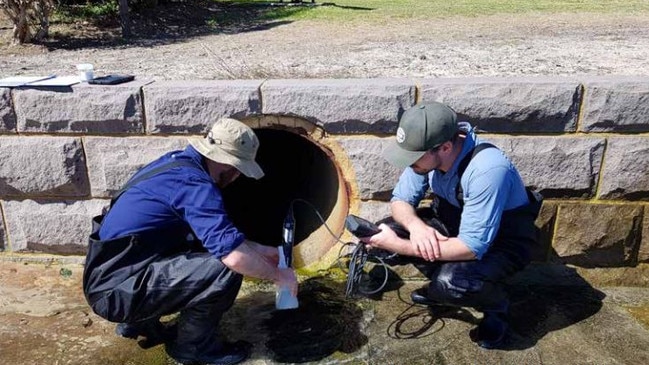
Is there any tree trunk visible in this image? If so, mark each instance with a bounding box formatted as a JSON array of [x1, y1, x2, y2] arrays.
[[118, 0, 131, 38], [13, 3, 31, 44], [33, 0, 50, 41]]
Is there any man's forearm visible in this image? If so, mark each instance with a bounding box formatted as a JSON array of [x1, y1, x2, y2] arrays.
[[221, 240, 281, 283], [436, 237, 476, 261], [375, 235, 476, 261], [391, 200, 426, 230]]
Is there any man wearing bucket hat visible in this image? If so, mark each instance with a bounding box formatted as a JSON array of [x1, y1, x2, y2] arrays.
[[360, 102, 542, 349], [83, 117, 297, 365]]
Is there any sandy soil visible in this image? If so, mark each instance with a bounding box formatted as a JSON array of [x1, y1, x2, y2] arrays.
[[1, 6, 649, 80]]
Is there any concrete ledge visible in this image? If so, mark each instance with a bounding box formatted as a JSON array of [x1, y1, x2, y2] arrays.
[[580, 76, 649, 132], [261, 78, 415, 133], [12, 81, 148, 134], [0, 88, 16, 132], [143, 80, 263, 134], [418, 76, 581, 133]]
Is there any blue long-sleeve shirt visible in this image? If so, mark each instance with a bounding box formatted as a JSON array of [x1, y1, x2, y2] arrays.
[[99, 145, 245, 259], [391, 123, 529, 259]]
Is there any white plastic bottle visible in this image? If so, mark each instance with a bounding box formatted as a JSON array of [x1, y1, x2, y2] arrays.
[[275, 247, 299, 310]]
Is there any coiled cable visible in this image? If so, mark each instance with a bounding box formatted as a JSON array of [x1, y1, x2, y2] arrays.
[[288, 199, 390, 299]]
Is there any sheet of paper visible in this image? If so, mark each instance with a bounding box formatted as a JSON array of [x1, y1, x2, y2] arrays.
[[28, 76, 80, 87], [0, 75, 55, 87]]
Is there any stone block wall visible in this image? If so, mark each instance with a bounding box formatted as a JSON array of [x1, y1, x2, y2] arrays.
[[0, 77, 648, 275]]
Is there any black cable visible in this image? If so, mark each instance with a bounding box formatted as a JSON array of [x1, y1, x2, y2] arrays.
[[387, 303, 444, 340], [342, 242, 389, 298], [287, 199, 390, 299], [289, 198, 348, 246]]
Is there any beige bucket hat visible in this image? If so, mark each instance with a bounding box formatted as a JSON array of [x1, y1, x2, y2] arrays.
[[188, 118, 264, 179]]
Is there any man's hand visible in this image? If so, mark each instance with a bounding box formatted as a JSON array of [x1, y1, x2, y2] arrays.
[[408, 220, 448, 261], [360, 223, 455, 261], [250, 242, 279, 266], [359, 223, 396, 247], [222, 240, 297, 296]]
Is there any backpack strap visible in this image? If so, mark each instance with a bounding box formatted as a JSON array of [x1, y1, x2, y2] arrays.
[[110, 159, 201, 208], [455, 143, 497, 207]]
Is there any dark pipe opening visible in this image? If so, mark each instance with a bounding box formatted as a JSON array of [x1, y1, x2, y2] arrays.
[[222, 128, 341, 247]]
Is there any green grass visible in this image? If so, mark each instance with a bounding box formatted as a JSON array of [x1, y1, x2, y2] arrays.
[[215, 0, 649, 22], [52, 2, 118, 24]]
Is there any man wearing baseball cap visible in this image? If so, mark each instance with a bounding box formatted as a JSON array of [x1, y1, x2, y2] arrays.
[[83, 117, 297, 365], [360, 102, 542, 349]]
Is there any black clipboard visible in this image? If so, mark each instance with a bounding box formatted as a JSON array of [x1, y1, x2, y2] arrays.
[[88, 75, 135, 85]]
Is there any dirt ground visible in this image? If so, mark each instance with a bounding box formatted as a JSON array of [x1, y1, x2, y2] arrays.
[[1, 2, 649, 80], [3, 260, 649, 365]]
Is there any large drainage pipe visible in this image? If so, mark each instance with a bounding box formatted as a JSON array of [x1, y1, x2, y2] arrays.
[[221, 116, 352, 268]]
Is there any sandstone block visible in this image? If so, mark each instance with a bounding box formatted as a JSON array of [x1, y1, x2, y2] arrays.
[[575, 265, 649, 287], [2, 199, 107, 254], [598, 136, 649, 200], [337, 137, 402, 200], [580, 76, 649, 132], [12, 81, 148, 134], [532, 202, 557, 262], [553, 203, 643, 267], [640, 207, 649, 263], [418, 77, 581, 132], [0, 88, 16, 132], [487, 135, 605, 198], [261, 79, 415, 134], [358, 200, 393, 224], [143, 80, 262, 134], [0, 217, 6, 251], [0, 136, 89, 197], [84, 136, 188, 197]]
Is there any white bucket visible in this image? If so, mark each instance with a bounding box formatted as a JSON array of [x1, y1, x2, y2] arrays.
[[76, 64, 94, 82]]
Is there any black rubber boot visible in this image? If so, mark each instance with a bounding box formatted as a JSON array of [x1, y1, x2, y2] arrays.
[[410, 287, 437, 306], [115, 318, 177, 349], [166, 339, 251, 365], [165, 306, 251, 365], [165, 281, 249, 365], [469, 311, 509, 349], [469, 300, 510, 349]]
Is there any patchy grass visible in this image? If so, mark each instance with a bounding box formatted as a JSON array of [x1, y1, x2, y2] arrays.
[[53, 2, 119, 24], [218, 0, 649, 22]]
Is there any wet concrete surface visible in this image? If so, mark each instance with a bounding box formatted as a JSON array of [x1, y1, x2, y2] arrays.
[[1, 259, 649, 365]]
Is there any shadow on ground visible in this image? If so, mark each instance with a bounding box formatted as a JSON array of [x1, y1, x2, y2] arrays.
[[220, 276, 368, 363], [505, 275, 605, 350], [39, 0, 373, 50], [356, 263, 605, 351]]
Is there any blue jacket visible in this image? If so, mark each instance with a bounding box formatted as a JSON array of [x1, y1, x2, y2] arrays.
[[99, 145, 245, 259]]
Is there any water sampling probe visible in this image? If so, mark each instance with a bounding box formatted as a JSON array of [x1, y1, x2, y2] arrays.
[[276, 199, 391, 302]]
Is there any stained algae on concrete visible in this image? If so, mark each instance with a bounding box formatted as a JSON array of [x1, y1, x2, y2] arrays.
[[627, 305, 649, 329]]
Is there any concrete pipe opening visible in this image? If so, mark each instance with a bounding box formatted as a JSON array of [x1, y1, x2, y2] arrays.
[[221, 125, 348, 268]]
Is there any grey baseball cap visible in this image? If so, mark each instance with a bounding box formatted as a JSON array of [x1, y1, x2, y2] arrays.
[[383, 102, 458, 168]]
